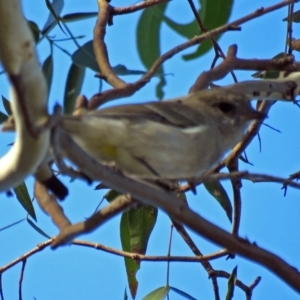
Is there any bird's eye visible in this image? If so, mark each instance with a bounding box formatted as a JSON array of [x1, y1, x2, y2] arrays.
[[217, 102, 234, 114]]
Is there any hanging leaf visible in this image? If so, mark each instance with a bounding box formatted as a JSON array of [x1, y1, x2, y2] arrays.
[[0, 111, 8, 123], [2, 96, 12, 115], [42, 54, 54, 95], [163, 0, 233, 60], [42, 0, 64, 35], [120, 205, 158, 298], [136, 4, 168, 99], [63, 63, 85, 115], [13, 182, 36, 221], [27, 218, 51, 239], [204, 179, 232, 222], [225, 266, 238, 300], [27, 21, 40, 43]]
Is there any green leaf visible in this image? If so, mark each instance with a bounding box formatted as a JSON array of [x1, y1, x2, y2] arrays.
[[142, 286, 170, 300], [204, 179, 232, 222], [27, 218, 51, 239], [2, 96, 12, 115], [104, 190, 121, 202], [127, 205, 158, 254], [72, 41, 147, 77], [162, 0, 233, 60], [0, 111, 8, 123], [27, 21, 40, 43], [283, 10, 300, 23], [42, 0, 64, 35], [45, 0, 65, 34], [63, 63, 86, 115], [13, 182, 36, 221], [225, 266, 238, 300], [71, 41, 99, 72], [61, 12, 98, 22], [120, 212, 139, 299], [42, 54, 54, 95], [136, 4, 168, 98], [121, 205, 158, 298], [170, 286, 197, 300]]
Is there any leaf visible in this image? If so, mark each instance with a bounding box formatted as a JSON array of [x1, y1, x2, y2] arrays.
[[42, 0, 64, 35], [104, 190, 121, 202], [45, 0, 65, 34], [123, 288, 128, 300], [163, 0, 233, 60], [0, 111, 8, 123], [204, 179, 232, 222], [170, 286, 197, 300], [42, 54, 54, 95], [283, 10, 300, 23], [63, 63, 85, 115], [71, 41, 147, 77], [61, 12, 98, 22], [27, 21, 40, 43], [120, 205, 158, 298], [120, 212, 139, 299], [27, 218, 51, 239], [225, 266, 238, 300], [136, 4, 168, 98], [142, 286, 170, 300], [13, 182, 36, 221], [71, 41, 99, 72], [2, 96, 12, 115]]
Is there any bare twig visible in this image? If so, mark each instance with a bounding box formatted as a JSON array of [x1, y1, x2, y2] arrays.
[[94, 0, 126, 88], [52, 194, 134, 246], [111, 0, 169, 15]]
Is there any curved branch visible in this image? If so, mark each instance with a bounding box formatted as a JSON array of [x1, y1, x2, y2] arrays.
[[0, 0, 50, 191]]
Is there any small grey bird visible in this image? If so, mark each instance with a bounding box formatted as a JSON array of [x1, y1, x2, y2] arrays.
[[62, 88, 266, 180]]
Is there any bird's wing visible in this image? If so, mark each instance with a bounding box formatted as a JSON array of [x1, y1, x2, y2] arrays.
[[88, 99, 206, 128]]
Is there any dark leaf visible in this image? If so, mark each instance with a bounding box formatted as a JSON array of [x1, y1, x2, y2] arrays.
[[27, 21, 40, 43], [27, 218, 51, 239], [204, 179, 232, 222], [13, 182, 36, 221], [120, 212, 139, 299], [170, 286, 197, 300], [225, 266, 238, 300], [0, 111, 8, 123], [283, 10, 300, 23], [42, 0, 64, 35], [42, 54, 54, 95], [63, 63, 85, 115], [104, 190, 121, 202], [2, 96, 12, 115], [61, 12, 98, 22], [136, 4, 168, 99]]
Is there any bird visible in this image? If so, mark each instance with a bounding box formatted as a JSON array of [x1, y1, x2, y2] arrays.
[[61, 88, 266, 181]]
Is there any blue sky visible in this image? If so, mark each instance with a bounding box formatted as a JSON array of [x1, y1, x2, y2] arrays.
[[0, 0, 300, 299]]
